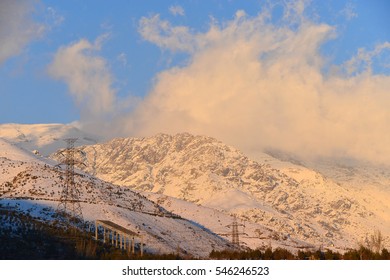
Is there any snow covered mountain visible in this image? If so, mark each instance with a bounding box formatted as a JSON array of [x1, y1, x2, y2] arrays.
[[64, 133, 390, 250], [2, 124, 390, 255], [0, 138, 233, 257]]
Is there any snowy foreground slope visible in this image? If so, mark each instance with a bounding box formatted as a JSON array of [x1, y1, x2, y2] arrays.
[[0, 139, 234, 258], [65, 133, 390, 251]]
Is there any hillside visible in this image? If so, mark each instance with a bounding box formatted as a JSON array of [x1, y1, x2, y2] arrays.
[[0, 138, 232, 258], [65, 133, 390, 250], [2, 123, 390, 255]]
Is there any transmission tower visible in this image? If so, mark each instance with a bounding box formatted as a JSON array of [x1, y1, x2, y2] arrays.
[[232, 217, 239, 246], [57, 138, 84, 224], [226, 215, 245, 248]]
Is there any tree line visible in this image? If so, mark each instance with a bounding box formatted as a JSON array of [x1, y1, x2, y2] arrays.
[[209, 246, 390, 260]]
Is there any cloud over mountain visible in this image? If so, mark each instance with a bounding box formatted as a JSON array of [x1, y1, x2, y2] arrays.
[[47, 1, 390, 164], [126, 1, 390, 164], [47, 35, 120, 132]]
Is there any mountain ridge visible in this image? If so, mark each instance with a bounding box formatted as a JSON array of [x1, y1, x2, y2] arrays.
[[2, 123, 390, 254], [62, 132, 390, 250]]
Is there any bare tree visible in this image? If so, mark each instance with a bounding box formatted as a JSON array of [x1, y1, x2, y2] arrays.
[[366, 230, 384, 253]]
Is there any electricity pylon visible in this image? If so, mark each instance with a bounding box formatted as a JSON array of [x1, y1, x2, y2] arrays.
[[56, 138, 84, 224], [227, 215, 245, 248]]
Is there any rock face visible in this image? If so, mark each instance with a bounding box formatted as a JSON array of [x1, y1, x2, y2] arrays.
[[78, 133, 298, 202], [64, 133, 390, 250]]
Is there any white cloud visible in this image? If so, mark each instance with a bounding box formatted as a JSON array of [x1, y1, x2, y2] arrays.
[[340, 2, 358, 21], [169, 5, 185, 16], [0, 0, 44, 64], [48, 35, 139, 136], [138, 10, 271, 54], [48, 37, 116, 123], [47, 6, 65, 26], [138, 14, 196, 53], [344, 42, 390, 75], [127, 1, 390, 164], [117, 52, 128, 67]]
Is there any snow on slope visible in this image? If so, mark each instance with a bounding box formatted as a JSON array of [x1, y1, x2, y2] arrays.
[[68, 133, 390, 250], [306, 159, 390, 229], [0, 123, 99, 156], [0, 140, 231, 258], [143, 192, 313, 252], [0, 138, 40, 162]]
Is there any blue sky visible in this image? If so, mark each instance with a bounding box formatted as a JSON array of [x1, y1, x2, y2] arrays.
[[1, 0, 389, 124], [1, 0, 390, 163]]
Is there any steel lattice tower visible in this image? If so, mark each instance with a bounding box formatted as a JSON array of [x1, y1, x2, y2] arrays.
[[226, 215, 245, 248], [57, 138, 83, 223], [231, 216, 240, 246]]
